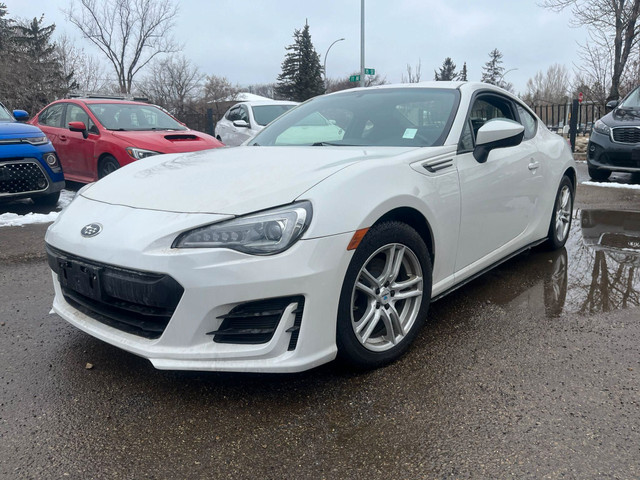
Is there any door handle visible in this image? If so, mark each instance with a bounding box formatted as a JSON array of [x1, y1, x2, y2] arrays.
[[59, 135, 68, 141], [528, 161, 540, 171]]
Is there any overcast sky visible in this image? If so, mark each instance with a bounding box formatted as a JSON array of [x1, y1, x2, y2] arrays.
[[5, 0, 587, 95]]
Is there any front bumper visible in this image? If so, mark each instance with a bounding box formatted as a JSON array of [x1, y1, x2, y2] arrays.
[[587, 130, 640, 173], [46, 197, 353, 372]]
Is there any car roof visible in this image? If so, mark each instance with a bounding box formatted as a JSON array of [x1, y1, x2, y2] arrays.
[[236, 100, 299, 107], [328, 81, 509, 95], [67, 98, 151, 106]]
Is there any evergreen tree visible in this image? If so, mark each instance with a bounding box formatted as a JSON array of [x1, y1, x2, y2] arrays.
[[0, 2, 11, 51], [459, 62, 468, 81], [275, 22, 324, 101], [434, 57, 457, 81], [12, 16, 68, 112], [481, 49, 504, 85]]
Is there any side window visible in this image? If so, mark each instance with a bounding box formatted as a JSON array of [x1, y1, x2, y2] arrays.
[[458, 119, 474, 152], [39, 104, 65, 127], [66, 104, 94, 130], [69, 104, 98, 133], [459, 94, 516, 149], [239, 105, 249, 123], [516, 104, 537, 140]]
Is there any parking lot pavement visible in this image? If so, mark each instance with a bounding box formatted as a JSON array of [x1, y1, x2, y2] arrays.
[[0, 176, 639, 479]]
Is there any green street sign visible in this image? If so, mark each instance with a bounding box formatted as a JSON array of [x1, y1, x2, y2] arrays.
[[364, 68, 375, 75], [349, 75, 361, 82]]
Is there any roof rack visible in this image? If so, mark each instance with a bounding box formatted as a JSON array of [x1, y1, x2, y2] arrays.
[[66, 92, 149, 102]]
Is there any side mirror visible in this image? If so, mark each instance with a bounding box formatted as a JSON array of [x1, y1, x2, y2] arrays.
[[69, 121, 89, 139], [606, 100, 618, 110], [473, 119, 525, 164], [233, 120, 250, 128], [12, 110, 29, 121]]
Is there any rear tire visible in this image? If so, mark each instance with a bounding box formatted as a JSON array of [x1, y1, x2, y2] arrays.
[[544, 175, 573, 250], [32, 191, 60, 207], [336, 221, 432, 369], [98, 155, 120, 179], [588, 166, 611, 182]]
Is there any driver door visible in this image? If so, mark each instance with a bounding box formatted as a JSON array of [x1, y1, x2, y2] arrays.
[[455, 93, 542, 274]]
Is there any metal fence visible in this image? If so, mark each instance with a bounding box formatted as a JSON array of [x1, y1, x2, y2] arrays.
[[531, 101, 603, 136]]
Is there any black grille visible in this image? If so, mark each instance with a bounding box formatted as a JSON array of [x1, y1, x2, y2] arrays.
[[46, 244, 184, 339], [601, 233, 640, 250], [209, 296, 304, 347], [612, 127, 640, 144], [0, 160, 48, 195]]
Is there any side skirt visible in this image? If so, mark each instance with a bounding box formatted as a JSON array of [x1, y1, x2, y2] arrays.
[[431, 238, 546, 302]]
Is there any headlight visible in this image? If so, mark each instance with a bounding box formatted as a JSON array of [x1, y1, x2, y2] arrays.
[[593, 120, 611, 136], [173, 201, 313, 255], [24, 136, 49, 145], [126, 147, 161, 160]]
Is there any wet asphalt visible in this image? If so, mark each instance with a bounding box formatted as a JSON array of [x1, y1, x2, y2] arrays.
[[1, 163, 639, 479]]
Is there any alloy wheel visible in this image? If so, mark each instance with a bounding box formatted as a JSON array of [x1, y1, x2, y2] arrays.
[[350, 243, 424, 352]]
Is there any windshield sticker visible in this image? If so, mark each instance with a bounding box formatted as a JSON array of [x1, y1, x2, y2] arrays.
[[403, 128, 417, 139]]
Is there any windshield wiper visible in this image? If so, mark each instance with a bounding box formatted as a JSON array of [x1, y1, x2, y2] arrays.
[[311, 141, 355, 146]]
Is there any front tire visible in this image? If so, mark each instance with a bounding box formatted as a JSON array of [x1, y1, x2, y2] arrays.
[[32, 191, 60, 207], [98, 155, 120, 179], [544, 175, 573, 250], [336, 221, 432, 369], [588, 166, 611, 182]]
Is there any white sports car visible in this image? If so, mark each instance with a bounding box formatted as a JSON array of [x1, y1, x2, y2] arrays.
[[45, 82, 576, 373]]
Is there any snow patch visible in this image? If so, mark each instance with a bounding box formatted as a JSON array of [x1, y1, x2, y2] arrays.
[[0, 190, 75, 228], [582, 181, 640, 190]]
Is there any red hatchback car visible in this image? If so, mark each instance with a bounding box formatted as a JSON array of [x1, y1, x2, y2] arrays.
[[30, 98, 223, 183]]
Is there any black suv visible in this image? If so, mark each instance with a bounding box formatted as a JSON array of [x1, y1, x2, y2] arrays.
[[588, 86, 640, 181]]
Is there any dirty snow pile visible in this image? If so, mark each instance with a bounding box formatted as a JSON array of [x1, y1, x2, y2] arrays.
[[0, 190, 75, 227]]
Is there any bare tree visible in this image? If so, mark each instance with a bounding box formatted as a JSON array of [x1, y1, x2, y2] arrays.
[[138, 55, 204, 116], [65, 0, 180, 94], [245, 83, 276, 99], [402, 59, 422, 83], [541, 0, 640, 100], [523, 63, 571, 105], [573, 31, 614, 106], [55, 33, 112, 93], [203, 74, 240, 118], [326, 72, 387, 92]]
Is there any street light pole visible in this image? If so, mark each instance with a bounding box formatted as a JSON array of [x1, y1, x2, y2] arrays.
[[360, 0, 365, 88], [323, 37, 345, 85], [498, 68, 518, 85]]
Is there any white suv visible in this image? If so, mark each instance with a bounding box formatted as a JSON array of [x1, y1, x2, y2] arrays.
[[215, 100, 298, 146]]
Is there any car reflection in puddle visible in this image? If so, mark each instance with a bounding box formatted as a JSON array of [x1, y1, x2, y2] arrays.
[[437, 209, 640, 322], [567, 209, 640, 313]]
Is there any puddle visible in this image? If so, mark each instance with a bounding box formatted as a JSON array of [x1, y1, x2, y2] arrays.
[[436, 209, 640, 320], [565, 209, 640, 313]]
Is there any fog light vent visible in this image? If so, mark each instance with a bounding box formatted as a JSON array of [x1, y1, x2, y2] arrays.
[[208, 296, 304, 345]]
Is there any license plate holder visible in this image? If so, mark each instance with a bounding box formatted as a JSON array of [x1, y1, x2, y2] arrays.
[[58, 259, 103, 301]]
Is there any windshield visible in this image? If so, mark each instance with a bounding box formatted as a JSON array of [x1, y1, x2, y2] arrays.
[[251, 104, 296, 126], [87, 103, 187, 131], [619, 86, 640, 108], [251, 88, 460, 147], [0, 103, 14, 122]]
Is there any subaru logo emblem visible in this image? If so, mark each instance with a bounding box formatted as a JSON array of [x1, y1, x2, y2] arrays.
[[81, 223, 102, 238]]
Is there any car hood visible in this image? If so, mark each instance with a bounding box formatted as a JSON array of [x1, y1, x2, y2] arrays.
[[604, 108, 640, 126], [0, 121, 45, 137], [109, 129, 221, 152], [82, 146, 418, 215]]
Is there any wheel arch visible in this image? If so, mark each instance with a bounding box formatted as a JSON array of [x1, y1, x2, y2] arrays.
[[563, 166, 577, 192], [372, 207, 435, 266]]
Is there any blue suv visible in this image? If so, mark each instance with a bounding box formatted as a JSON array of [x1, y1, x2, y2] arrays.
[[0, 103, 64, 206]]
